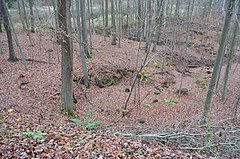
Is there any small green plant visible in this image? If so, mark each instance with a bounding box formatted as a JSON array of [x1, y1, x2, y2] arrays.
[[204, 119, 213, 146], [139, 67, 153, 82], [67, 109, 76, 118], [139, 45, 147, 50], [71, 109, 100, 130], [144, 103, 153, 107], [195, 79, 209, 90], [23, 130, 33, 136], [23, 129, 48, 139], [136, 149, 143, 155], [162, 99, 178, 104]]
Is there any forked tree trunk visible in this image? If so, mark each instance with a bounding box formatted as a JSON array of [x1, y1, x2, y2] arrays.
[[0, 0, 17, 61], [201, 0, 235, 124], [76, 0, 90, 88], [59, 0, 74, 111]]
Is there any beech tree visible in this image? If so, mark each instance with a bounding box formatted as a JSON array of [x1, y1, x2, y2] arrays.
[[110, 0, 116, 45], [76, 0, 90, 88], [0, 0, 17, 61], [28, 0, 35, 33], [80, 0, 90, 58], [59, 0, 74, 111], [104, 0, 108, 39]]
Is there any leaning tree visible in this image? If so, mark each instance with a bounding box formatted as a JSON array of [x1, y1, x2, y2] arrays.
[[0, 0, 18, 61]]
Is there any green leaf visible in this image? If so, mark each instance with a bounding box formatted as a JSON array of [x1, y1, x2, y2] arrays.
[[71, 118, 85, 126], [23, 130, 33, 136], [162, 99, 178, 104], [86, 120, 100, 130], [144, 103, 153, 107], [33, 130, 47, 139], [136, 149, 143, 155], [85, 109, 92, 123]]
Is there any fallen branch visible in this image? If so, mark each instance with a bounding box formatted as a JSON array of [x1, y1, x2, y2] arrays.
[[19, 58, 56, 64]]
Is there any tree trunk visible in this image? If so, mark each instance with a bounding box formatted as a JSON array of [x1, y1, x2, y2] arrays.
[[80, 0, 90, 58], [201, 0, 235, 123], [52, 0, 61, 43], [21, 0, 34, 46], [59, 0, 74, 111], [28, 0, 35, 33], [222, 0, 240, 100], [110, 0, 117, 45], [145, 0, 152, 53], [87, 0, 93, 54], [126, 0, 129, 28], [89, 0, 95, 35], [0, 37, 2, 54], [0, 0, 17, 61], [17, 0, 26, 31], [152, 0, 164, 52], [0, 17, 2, 33], [137, 0, 141, 41], [76, 0, 90, 88], [104, 0, 108, 39]]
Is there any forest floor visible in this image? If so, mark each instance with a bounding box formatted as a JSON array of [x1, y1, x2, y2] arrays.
[[0, 21, 240, 158]]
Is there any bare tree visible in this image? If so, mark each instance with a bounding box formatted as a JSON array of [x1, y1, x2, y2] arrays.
[[59, 0, 74, 112], [110, 0, 117, 45], [80, 0, 90, 58], [104, 0, 108, 39], [0, 0, 17, 61], [28, 0, 35, 33], [76, 0, 90, 88]]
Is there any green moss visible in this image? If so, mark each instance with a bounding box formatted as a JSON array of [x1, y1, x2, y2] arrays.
[[67, 109, 76, 118]]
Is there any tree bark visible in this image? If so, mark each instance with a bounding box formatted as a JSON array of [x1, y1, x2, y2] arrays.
[[80, 0, 90, 58], [59, 0, 74, 111], [21, 0, 34, 46], [104, 0, 108, 39], [17, 0, 26, 31], [0, 16, 2, 33], [0, 0, 17, 61], [110, 0, 116, 45], [76, 0, 90, 88], [28, 0, 35, 33]]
